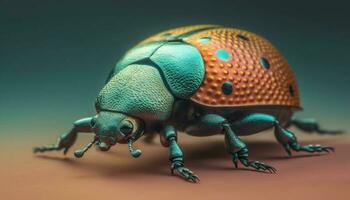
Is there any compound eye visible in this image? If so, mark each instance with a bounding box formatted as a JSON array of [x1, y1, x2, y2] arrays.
[[119, 120, 133, 135]]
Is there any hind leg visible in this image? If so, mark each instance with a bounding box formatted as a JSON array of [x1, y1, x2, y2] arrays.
[[275, 124, 334, 156], [231, 113, 334, 156], [287, 118, 343, 134]]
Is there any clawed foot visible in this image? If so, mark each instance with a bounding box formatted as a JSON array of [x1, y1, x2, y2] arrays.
[[33, 143, 70, 155], [284, 143, 335, 156], [232, 147, 277, 173], [171, 162, 199, 183], [33, 144, 61, 153], [33, 133, 76, 155]]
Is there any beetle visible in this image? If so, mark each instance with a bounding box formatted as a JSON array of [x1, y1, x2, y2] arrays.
[[34, 25, 341, 183]]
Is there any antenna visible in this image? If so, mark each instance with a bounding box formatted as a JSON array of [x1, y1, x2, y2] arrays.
[[128, 139, 142, 158], [74, 137, 98, 158]]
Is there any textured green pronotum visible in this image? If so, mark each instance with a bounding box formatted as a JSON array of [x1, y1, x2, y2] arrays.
[[98, 64, 174, 121]]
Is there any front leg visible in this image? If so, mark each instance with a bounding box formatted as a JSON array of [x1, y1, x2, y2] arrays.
[[33, 117, 93, 155], [160, 125, 199, 183]]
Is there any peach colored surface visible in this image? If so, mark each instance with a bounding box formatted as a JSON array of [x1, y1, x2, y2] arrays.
[[2, 130, 350, 200], [187, 28, 300, 108]]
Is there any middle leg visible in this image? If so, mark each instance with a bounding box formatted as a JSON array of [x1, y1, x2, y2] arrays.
[[184, 113, 276, 172]]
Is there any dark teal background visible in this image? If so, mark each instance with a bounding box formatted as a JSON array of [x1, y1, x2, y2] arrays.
[[1, 0, 349, 136]]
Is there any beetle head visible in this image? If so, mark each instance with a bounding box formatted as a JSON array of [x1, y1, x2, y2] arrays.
[[74, 111, 144, 158]]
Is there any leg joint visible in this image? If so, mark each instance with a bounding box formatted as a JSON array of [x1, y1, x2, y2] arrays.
[[163, 125, 177, 141]]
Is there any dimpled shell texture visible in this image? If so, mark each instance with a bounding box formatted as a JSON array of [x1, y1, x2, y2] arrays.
[[142, 25, 300, 108], [97, 64, 174, 121], [186, 28, 300, 108]]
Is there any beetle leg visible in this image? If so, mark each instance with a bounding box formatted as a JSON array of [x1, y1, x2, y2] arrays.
[[161, 125, 199, 183], [230, 113, 335, 156], [274, 124, 335, 155], [286, 118, 343, 134], [223, 123, 277, 173], [33, 117, 94, 155]]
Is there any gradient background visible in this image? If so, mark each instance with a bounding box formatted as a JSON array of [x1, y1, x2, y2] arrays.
[[1, 0, 350, 199]]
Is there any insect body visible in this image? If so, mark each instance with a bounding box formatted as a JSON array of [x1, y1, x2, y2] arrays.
[[34, 25, 341, 182]]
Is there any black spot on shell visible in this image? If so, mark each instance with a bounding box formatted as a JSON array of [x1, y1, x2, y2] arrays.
[[237, 34, 249, 41], [289, 85, 295, 96], [222, 81, 233, 95], [259, 57, 270, 70]]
